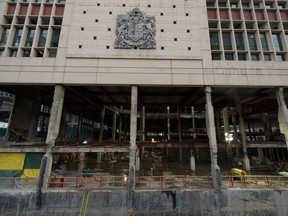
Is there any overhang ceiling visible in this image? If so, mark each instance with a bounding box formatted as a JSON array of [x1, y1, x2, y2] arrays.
[[0, 85, 287, 117]]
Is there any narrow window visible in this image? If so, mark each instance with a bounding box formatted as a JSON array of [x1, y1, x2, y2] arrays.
[[276, 54, 285, 61], [12, 28, 23, 47], [23, 50, 31, 57], [264, 54, 270, 61], [209, 32, 220, 50], [247, 33, 257, 50], [50, 29, 60, 47], [260, 33, 269, 51], [235, 32, 245, 50], [9, 50, 18, 57], [25, 29, 35, 47], [272, 33, 283, 51], [0, 28, 10, 45], [222, 32, 232, 50], [225, 53, 234, 60], [38, 29, 48, 47], [238, 53, 246, 60], [251, 54, 259, 61], [212, 53, 221, 60]]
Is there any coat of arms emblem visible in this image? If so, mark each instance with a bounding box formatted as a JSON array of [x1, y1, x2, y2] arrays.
[[115, 8, 156, 49]]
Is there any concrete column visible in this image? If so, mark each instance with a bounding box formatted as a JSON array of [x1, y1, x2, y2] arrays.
[[142, 106, 145, 141], [179, 148, 183, 162], [78, 152, 86, 172], [167, 106, 171, 141], [140, 106, 145, 141], [222, 107, 232, 157], [97, 152, 102, 163], [258, 148, 264, 161], [42, 85, 65, 189], [28, 98, 41, 141], [112, 107, 117, 142], [118, 114, 123, 142], [38, 152, 53, 190], [190, 152, 196, 172], [205, 87, 221, 191], [123, 118, 128, 142], [77, 112, 83, 140], [215, 111, 222, 142], [276, 88, 288, 149], [232, 109, 240, 158], [136, 149, 140, 171], [46, 85, 65, 149], [235, 96, 250, 171], [128, 86, 138, 193], [177, 105, 182, 143], [262, 112, 270, 141], [99, 107, 106, 144], [191, 106, 196, 140]]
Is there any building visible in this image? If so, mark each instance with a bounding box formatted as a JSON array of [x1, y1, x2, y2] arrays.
[[0, 0, 288, 190]]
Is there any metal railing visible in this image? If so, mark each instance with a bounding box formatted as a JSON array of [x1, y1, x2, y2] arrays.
[[48, 174, 128, 190], [1, 175, 287, 191], [222, 175, 288, 189], [136, 175, 213, 189]]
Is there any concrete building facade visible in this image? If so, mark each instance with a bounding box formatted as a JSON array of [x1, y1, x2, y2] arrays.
[[0, 0, 288, 192]]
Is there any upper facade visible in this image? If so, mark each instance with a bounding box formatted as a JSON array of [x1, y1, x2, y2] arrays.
[[0, 0, 287, 86]]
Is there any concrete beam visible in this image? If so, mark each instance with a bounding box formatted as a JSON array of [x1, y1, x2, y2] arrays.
[[52, 146, 129, 153], [0, 147, 47, 152]]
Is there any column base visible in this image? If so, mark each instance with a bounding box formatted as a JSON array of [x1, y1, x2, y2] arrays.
[[243, 156, 251, 171]]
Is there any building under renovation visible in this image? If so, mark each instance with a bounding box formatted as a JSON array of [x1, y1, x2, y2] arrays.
[[0, 0, 288, 191]]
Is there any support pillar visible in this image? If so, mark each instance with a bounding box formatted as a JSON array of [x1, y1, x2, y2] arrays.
[[99, 107, 106, 144], [118, 114, 123, 142], [140, 106, 145, 141], [136, 150, 140, 171], [167, 106, 171, 141], [215, 111, 221, 142], [77, 112, 83, 140], [179, 148, 183, 162], [205, 87, 221, 191], [78, 152, 86, 172], [262, 112, 271, 141], [232, 108, 239, 158], [128, 86, 138, 194], [112, 107, 117, 142], [191, 106, 196, 140], [190, 150, 196, 171], [222, 107, 231, 157], [258, 148, 264, 161], [42, 85, 65, 189], [97, 152, 102, 163], [177, 105, 182, 143], [235, 95, 250, 171], [28, 96, 41, 141], [276, 88, 288, 149]]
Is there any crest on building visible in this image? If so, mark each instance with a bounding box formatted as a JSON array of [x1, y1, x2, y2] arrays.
[[115, 8, 156, 49]]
